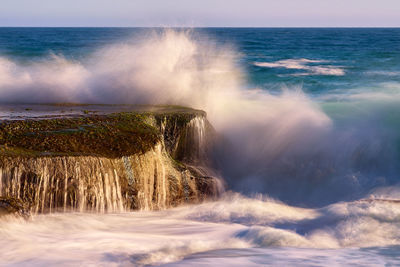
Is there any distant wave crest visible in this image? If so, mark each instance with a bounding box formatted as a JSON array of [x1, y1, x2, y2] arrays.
[[254, 58, 345, 76]]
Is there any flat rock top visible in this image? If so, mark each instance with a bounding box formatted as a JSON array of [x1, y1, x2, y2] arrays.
[[0, 104, 204, 121], [0, 104, 204, 158]]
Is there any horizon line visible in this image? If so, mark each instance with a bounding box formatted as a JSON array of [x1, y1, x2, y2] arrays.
[[1, 26, 400, 28]]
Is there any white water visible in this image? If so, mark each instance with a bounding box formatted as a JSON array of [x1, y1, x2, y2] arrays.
[[0, 31, 336, 204], [2, 29, 396, 205], [254, 59, 345, 76], [1, 193, 399, 266], [1, 29, 400, 265]]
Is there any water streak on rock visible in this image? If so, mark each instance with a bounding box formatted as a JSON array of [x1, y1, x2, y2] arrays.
[[0, 114, 221, 214]]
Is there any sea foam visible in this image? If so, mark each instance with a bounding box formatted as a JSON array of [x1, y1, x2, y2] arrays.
[[254, 58, 345, 76], [1, 193, 400, 266]]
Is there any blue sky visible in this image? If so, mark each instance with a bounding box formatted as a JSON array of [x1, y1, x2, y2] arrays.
[[1, 0, 400, 27]]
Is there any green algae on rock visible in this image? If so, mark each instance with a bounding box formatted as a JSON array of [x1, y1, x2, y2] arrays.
[[0, 114, 159, 157], [0, 105, 205, 158]]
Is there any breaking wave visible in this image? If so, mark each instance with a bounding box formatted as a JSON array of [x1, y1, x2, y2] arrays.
[[0, 29, 399, 206], [254, 58, 345, 76], [1, 193, 400, 266]]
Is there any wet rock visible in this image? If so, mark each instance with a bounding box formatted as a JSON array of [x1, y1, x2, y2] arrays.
[[0, 197, 30, 218], [0, 106, 222, 214]]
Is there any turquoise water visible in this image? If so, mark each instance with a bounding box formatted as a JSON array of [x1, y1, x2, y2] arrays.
[[0, 28, 400, 266], [1, 28, 400, 92]]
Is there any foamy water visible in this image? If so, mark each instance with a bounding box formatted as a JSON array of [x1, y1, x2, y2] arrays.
[[254, 59, 345, 76], [1, 193, 400, 266], [1, 28, 400, 266]]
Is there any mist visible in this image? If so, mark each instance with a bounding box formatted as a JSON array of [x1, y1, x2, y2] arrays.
[[1, 29, 399, 206]]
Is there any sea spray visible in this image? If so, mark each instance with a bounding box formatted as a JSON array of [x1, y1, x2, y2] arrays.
[[0, 29, 399, 205], [1, 28, 400, 266]]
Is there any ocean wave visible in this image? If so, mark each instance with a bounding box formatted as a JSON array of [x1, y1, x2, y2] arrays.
[[316, 82, 400, 102], [179, 193, 400, 249], [365, 71, 400, 77], [172, 192, 319, 225], [1, 30, 396, 206], [254, 58, 345, 76], [1, 193, 400, 265]]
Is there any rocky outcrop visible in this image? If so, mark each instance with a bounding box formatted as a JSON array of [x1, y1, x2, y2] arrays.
[[0, 105, 222, 214]]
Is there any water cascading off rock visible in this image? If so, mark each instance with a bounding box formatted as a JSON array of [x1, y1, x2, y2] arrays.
[[0, 105, 222, 214]]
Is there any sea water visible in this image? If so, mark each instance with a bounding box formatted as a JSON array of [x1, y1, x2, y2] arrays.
[[1, 28, 400, 266]]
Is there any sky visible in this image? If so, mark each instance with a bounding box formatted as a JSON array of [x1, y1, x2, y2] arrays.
[[1, 0, 400, 27]]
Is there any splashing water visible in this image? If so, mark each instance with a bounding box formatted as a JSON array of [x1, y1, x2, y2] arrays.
[[1, 28, 400, 266], [1, 193, 400, 266], [0, 29, 338, 203], [0, 28, 400, 205]]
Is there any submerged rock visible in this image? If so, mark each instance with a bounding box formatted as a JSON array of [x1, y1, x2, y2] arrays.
[[0, 197, 30, 218], [0, 104, 222, 214]]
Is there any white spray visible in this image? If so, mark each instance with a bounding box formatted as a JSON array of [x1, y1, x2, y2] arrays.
[[1, 29, 397, 205]]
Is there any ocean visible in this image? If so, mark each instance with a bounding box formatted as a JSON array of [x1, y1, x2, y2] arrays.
[[0, 28, 400, 266]]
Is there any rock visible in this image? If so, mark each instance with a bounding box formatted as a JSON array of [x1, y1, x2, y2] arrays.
[[0, 104, 222, 214], [0, 197, 30, 218]]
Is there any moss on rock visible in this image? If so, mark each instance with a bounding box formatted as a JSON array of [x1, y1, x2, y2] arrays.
[[0, 106, 205, 158]]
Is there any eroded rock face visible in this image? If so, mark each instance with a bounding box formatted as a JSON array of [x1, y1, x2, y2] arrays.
[[0, 106, 222, 213], [0, 144, 221, 213]]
